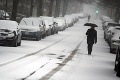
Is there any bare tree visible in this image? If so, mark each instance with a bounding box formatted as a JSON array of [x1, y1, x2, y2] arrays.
[[62, 0, 68, 17], [98, 0, 120, 23], [54, 0, 61, 17], [29, 0, 34, 17], [37, 0, 43, 17], [48, 0, 54, 16], [11, 0, 20, 21]]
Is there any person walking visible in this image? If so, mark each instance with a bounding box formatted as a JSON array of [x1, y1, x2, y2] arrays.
[[86, 25, 97, 55]]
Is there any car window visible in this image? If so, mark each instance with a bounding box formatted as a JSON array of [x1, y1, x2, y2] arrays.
[[19, 19, 32, 26], [42, 17, 54, 24]]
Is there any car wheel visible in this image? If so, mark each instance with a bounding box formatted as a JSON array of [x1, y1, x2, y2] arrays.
[[36, 34, 40, 41], [56, 30, 58, 34], [17, 39, 21, 46], [114, 54, 118, 71], [44, 34, 46, 38], [12, 38, 17, 47], [116, 59, 120, 77]]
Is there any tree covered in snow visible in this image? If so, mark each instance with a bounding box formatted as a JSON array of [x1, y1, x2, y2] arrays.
[[97, 0, 120, 23]]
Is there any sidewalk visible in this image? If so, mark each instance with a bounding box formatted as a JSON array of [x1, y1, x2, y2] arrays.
[[49, 19, 120, 80]]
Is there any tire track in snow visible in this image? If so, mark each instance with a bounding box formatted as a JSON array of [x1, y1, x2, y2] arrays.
[[0, 22, 85, 67], [0, 35, 70, 67], [17, 20, 86, 80], [38, 36, 86, 80]]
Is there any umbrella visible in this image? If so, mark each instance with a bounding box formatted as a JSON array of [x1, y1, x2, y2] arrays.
[[84, 22, 98, 27]]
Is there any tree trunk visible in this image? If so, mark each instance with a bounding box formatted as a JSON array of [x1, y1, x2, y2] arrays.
[[37, 0, 43, 17], [62, 0, 68, 17], [30, 0, 34, 17], [115, 8, 120, 23], [19, 0, 24, 14], [54, 0, 61, 17], [11, 0, 20, 21], [48, 0, 54, 17]]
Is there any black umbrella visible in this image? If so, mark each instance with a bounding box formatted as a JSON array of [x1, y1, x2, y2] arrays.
[[84, 22, 98, 27]]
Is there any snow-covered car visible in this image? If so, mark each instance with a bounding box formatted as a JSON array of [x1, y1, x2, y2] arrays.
[[0, 10, 10, 20], [101, 16, 112, 25], [103, 21, 115, 31], [44, 20, 52, 36], [114, 43, 120, 77], [53, 20, 59, 34], [104, 23, 120, 41], [109, 26, 120, 53], [0, 20, 21, 47], [78, 13, 85, 18], [55, 17, 66, 31], [40, 16, 56, 35], [19, 18, 46, 41], [71, 14, 79, 23], [104, 27, 115, 42], [64, 15, 74, 27]]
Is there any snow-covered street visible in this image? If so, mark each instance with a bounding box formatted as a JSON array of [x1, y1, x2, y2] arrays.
[[49, 19, 120, 80], [0, 18, 119, 80]]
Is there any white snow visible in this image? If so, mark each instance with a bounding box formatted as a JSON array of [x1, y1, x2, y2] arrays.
[[0, 18, 119, 80], [49, 19, 119, 80]]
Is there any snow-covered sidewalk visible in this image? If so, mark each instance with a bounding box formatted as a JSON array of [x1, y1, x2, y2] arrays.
[[49, 19, 120, 80]]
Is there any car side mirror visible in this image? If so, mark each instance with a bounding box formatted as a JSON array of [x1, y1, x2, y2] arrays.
[[119, 36, 120, 39]]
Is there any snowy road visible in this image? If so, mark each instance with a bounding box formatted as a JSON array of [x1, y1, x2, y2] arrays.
[[0, 18, 89, 80]]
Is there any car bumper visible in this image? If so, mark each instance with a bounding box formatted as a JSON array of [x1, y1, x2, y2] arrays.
[[21, 31, 38, 38], [0, 37, 15, 43]]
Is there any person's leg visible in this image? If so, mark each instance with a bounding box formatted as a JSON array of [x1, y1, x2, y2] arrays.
[[88, 44, 93, 55]]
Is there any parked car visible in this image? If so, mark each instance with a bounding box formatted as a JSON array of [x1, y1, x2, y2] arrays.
[[42, 20, 51, 36], [114, 41, 120, 77], [104, 27, 115, 42], [55, 17, 66, 31], [104, 22, 120, 41], [109, 26, 120, 53], [0, 20, 21, 47], [103, 21, 115, 31], [101, 16, 112, 26], [64, 15, 74, 27], [53, 21, 59, 34], [0, 10, 10, 20], [40, 16, 56, 35], [19, 18, 46, 41], [71, 14, 79, 23], [78, 13, 85, 18]]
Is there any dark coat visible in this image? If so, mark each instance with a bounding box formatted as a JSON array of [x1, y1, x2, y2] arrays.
[[86, 28, 97, 44]]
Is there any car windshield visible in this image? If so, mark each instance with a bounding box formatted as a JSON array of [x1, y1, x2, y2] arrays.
[[0, 21, 17, 29], [42, 17, 53, 24], [19, 18, 40, 26]]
